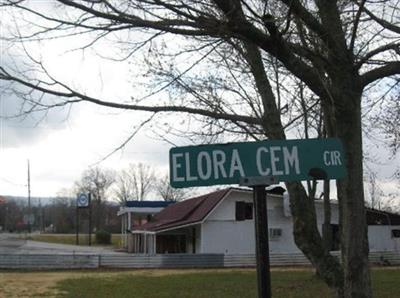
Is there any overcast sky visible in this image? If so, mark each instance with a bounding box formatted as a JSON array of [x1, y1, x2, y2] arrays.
[[0, 17, 174, 197], [0, 2, 398, 205]]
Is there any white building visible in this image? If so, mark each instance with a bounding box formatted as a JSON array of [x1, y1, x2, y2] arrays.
[[128, 188, 400, 254], [117, 200, 175, 248]]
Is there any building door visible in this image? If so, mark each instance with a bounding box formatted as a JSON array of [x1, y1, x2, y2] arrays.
[[331, 224, 340, 251]]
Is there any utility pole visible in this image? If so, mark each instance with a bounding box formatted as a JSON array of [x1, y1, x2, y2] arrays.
[[39, 198, 44, 232], [27, 159, 31, 233]]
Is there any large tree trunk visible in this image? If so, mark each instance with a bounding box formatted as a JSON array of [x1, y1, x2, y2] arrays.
[[286, 182, 344, 295], [334, 86, 372, 298]]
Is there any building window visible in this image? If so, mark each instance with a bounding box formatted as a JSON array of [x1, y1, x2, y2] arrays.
[[245, 203, 253, 219], [392, 229, 400, 238], [269, 228, 282, 239], [236, 201, 253, 221]]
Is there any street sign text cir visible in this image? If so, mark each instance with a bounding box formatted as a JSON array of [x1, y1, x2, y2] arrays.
[[170, 138, 346, 188]]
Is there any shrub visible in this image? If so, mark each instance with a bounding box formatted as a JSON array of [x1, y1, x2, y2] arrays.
[[95, 229, 111, 245]]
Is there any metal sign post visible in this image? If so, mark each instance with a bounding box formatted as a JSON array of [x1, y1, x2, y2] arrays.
[[254, 185, 271, 298], [76, 193, 90, 246], [76, 207, 79, 245], [240, 177, 276, 298], [88, 193, 92, 246]]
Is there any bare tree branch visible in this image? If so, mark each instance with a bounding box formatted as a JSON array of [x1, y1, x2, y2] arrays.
[[361, 62, 400, 87]]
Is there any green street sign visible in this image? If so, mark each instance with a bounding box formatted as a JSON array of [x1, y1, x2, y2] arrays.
[[169, 138, 346, 188]]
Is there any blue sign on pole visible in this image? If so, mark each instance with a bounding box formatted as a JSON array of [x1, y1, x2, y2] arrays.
[[77, 193, 89, 208], [169, 138, 346, 188]]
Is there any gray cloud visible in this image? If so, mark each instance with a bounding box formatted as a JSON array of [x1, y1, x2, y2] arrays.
[[0, 37, 80, 148], [0, 89, 75, 148]]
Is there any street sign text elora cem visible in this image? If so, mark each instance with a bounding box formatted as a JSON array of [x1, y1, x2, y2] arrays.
[[169, 138, 346, 188]]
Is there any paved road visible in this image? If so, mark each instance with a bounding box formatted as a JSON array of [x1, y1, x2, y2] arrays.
[[0, 233, 26, 254], [0, 233, 126, 255]]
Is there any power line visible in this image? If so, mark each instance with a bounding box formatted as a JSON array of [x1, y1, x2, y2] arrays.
[[0, 176, 26, 188]]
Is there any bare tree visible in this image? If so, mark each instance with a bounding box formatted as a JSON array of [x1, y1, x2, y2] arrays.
[[1, 1, 399, 296], [366, 170, 383, 210], [368, 91, 400, 155], [0, 197, 22, 232], [113, 169, 135, 205], [75, 166, 115, 230], [75, 167, 115, 202], [155, 175, 192, 201], [113, 163, 154, 203], [47, 196, 76, 233]]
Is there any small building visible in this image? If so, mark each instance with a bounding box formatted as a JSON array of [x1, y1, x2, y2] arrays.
[[367, 208, 400, 251], [117, 200, 175, 248], [128, 188, 400, 255]]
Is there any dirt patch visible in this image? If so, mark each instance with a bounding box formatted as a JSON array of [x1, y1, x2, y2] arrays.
[[0, 271, 70, 297], [371, 265, 400, 271]]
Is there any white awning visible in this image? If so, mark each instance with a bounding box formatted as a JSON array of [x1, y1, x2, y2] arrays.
[[117, 207, 165, 216]]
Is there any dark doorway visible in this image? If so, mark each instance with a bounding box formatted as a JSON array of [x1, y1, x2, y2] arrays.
[[331, 224, 340, 251], [156, 234, 187, 253]]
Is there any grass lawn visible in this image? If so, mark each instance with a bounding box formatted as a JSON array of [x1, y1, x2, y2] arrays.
[[1, 267, 399, 297], [30, 233, 122, 248], [18, 235, 400, 296], [51, 267, 399, 298]]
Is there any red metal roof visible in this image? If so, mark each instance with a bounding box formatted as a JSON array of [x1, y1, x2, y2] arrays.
[[134, 188, 235, 232]]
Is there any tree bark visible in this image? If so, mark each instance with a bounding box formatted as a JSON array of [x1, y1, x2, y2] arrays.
[[286, 181, 344, 295], [315, 0, 373, 293], [334, 87, 372, 298]]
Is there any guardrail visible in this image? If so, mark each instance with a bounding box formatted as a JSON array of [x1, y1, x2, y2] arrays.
[[0, 251, 399, 269], [100, 254, 224, 268], [0, 254, 98, 269]]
